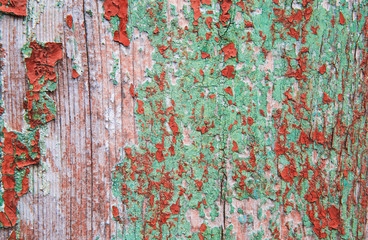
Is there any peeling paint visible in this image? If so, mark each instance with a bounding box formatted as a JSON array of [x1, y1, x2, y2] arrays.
[[103, 0, 130, 46], [0, 41, 62, 233], [111, 0, 368, 239], [0, 0, 27, 16]]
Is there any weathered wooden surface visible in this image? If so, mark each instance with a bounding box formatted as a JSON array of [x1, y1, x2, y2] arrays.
[[0, 0, 143, 238], [0, 0, 368, 239]]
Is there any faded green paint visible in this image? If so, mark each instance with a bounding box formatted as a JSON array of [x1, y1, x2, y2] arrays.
[[111, 0, 368, 239], [110, 53, 120, 85]]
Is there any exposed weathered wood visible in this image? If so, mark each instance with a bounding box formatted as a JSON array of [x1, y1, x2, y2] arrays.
[[1, 0, 368, 239]]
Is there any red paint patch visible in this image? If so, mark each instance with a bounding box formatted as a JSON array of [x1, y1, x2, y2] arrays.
[[169, 115, 179, 136], [2, 175, 15, 190], [221, 65, 235, 79], [236, 1, 245, 11], [200, 223, 207, 232], [24, 41, 63, 128], [219, 0, 232, 23], [137, 100, 144, 114], [129, 83, 137, 97], [201, 51, 210, 59], [66, 15, 73, 29], [154, 71, 167, 91], [224, 86, 233, 96], [319, 64, 326, 74], [287, 27, 299, 40], [158, 45, 169, 58], [0, 0, 27, 16], [170, 199, 180, 214], [249, 148, 256, 167], [205, 16, 212, 29], [244, 21, 254, 28], [8, 230, 17, 240], [328, 205, 341, 229], [280, 165, 297, 183], [222, 43, 237, 61], [72, 69, 80, 78], [259, 109, 266, 117], [232, 140, 239, 152], [311, 25, 319, 34], [323, 92, 333, 105], [190, 0, 201, 23], [339, 12, 345, 25], [298, 130, 312, 145], [103, 0, 130, 46], [25, 42, 63, 90], [112, 206, 120, 218], [247, 117, 254, 126]]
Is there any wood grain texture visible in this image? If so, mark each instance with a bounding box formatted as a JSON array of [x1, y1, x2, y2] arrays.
[[0, 0, 142, 238], [1, 0, 368, 239]]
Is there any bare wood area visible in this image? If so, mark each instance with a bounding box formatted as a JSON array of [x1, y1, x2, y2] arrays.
[[0, 0, 149, 238]]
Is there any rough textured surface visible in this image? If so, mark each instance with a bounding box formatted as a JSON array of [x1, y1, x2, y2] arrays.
[[0, 0, 368, 239], [111, 0, 368, 239], [103, 0, 130, 46], [0, 0, 27, 16], [0, 41, 62, 233]]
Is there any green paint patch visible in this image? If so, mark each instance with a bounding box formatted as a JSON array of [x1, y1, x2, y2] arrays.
[[111, 0, 368, 238], [109, 53, 119, 85]]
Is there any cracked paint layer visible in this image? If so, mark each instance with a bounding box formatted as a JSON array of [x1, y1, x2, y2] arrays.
[[103, 0, 130, 46], [0, 0, 27, 16], [23, 41, 63, 128], [111, 0, 368, 239], [0, 41, 62, 230]]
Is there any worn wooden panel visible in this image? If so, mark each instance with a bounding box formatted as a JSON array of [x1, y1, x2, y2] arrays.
[[0, 0, 368, 239]]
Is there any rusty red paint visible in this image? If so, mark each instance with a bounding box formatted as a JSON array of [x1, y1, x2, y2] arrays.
[[221, 65, 235, 79], [205, 17, 212, 29], [224, 86, 233, 96], [66, 15, 73, 29], [319, 63, 326, 74], [0, 41, 62, 231], [0, 128, 40, 227], [322, 92, 333, 105], [190, 0, 201, 25], [200, 51, 210, 59], [24, 41, 63, 127], [339, 11, 345, 25], [137, 100, 144, 114], [219, 0, 232, 24], [0, 0, 27, 16], [72, 69, 80, 78], [244, 21, 254, 28], [103, 0, 130, 46], [7, 230, 20, 240], [231, 140, 238, 152], [222, 43, 237, 61], [129, 83, 137, 97], [25, 42, 63, 90], [201, 0, 211, 5]]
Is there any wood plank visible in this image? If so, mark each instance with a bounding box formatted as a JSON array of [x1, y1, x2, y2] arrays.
[[0, 0, 368, 239]]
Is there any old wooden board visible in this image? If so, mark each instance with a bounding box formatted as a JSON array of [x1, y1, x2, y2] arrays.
[[0, 0, 367, 239]]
